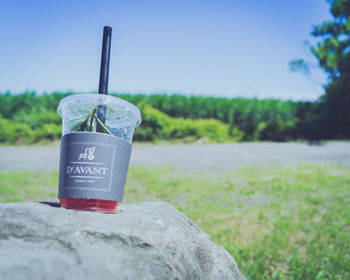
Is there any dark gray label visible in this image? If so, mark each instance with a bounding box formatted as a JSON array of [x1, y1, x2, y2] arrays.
[[58, 133, 132, 201]]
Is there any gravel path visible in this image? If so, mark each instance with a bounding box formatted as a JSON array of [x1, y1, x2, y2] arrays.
[[1, 142, 349, 172]]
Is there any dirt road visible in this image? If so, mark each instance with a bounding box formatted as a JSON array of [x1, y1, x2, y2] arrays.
[[1, 142, 349, 172]]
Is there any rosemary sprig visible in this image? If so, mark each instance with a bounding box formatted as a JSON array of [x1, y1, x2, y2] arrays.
[[71, 107, 113, 135], [89, 107, 97, 131], [95, 113, 113, 135], [71, 115, 89, 132]]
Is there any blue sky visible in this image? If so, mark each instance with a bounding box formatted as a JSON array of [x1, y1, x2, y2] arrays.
[[0, 0, 331, 100]]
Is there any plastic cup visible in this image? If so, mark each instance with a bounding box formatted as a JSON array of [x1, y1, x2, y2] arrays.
[[57, 93, 141, 213]]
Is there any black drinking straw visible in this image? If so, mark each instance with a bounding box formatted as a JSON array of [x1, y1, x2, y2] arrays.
[[97, 26, 112, 127]]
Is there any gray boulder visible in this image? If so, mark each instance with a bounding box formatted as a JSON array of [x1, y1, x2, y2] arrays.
[[0, 202, 246, 280]]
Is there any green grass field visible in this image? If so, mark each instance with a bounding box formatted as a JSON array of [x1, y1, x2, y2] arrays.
[[1, 164, 349, 280]]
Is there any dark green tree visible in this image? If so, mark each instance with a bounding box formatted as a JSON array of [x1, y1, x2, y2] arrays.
[[291, 0, 350, 138]]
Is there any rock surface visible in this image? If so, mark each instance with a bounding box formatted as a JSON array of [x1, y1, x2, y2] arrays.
[[0, 202, 246, 280]]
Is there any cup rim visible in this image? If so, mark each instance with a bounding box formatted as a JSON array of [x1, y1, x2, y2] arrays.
[[57, 93, 142, 128]]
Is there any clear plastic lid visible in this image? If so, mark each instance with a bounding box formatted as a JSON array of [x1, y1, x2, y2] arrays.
[[58, 93, 141, 127], [57, 93, 141, 142]]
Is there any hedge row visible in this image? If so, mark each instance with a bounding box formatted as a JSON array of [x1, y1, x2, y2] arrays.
[[0, 94, 242, 143], [0, 92, 324, 143], [134, 103, 243, 142]]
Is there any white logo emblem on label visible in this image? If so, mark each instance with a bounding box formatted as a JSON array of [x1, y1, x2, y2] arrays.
[[78, 147, 96, 161], [66, 146, 109, 183]]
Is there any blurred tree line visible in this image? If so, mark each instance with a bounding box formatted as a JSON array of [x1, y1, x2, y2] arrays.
[[290, 0, 350, 138], [0, 92, 328, 144]]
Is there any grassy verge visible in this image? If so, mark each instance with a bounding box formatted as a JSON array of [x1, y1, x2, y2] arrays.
[[1, 164, 349, 280]]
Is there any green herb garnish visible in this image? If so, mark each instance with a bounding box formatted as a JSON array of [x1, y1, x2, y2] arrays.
[[71, 107, 113, 135]]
